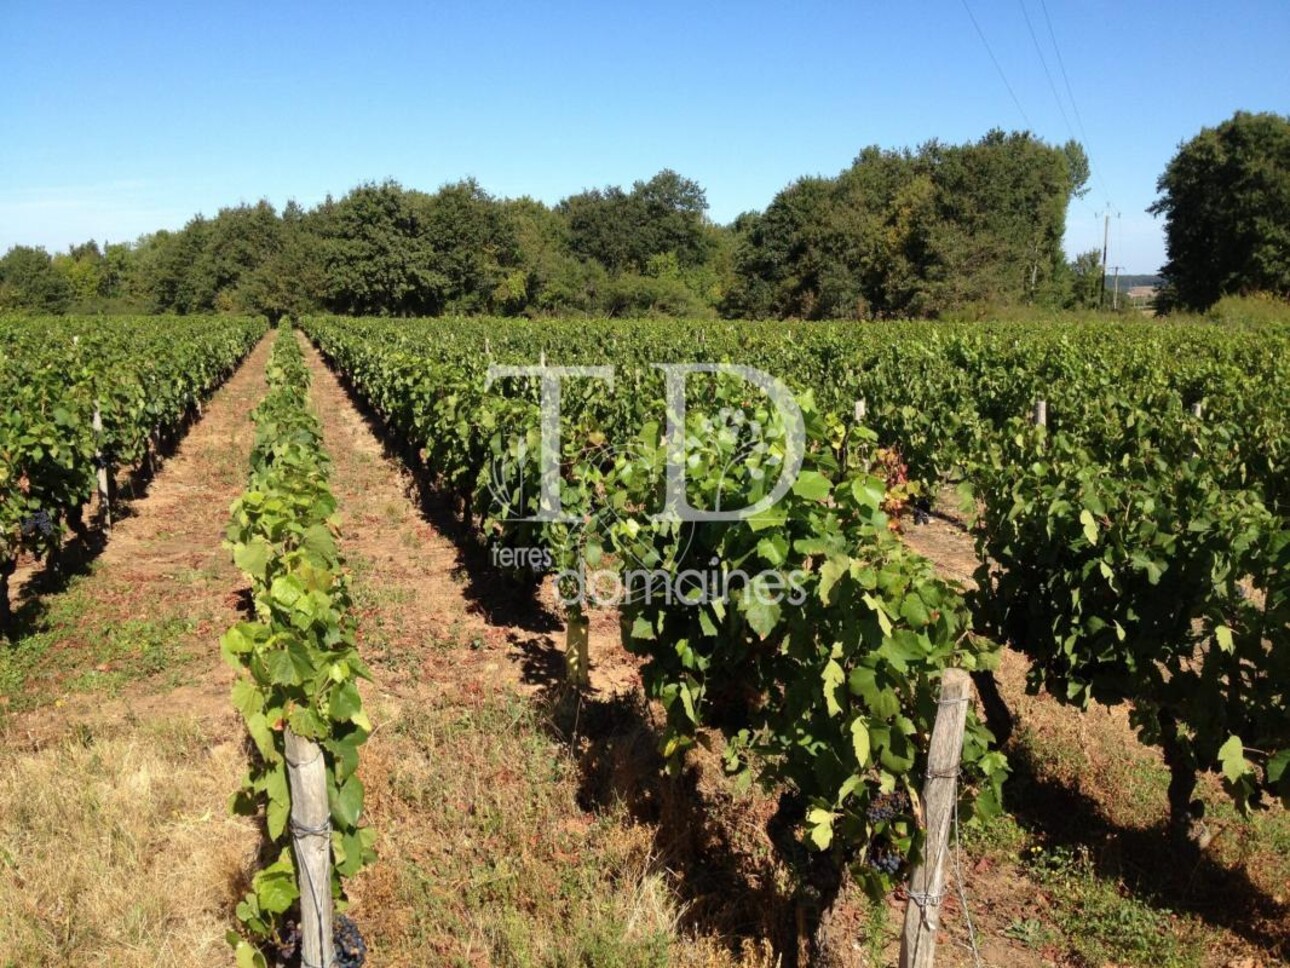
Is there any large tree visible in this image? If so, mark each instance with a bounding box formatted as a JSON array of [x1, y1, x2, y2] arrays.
[[416, 179, 521, 314], [1150, 111, 1290, 311], [0, 246, 73, 313], [199, 201, 284, 311], [238, 201, 326, 322], [314, 181, 441, 316], [559, 169, 709, 275], [725, 132, 1088, 319]]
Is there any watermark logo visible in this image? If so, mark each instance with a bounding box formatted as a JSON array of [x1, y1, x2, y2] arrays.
[[483, 362, 810, 608], [484, 364, 615, 523], [484, 363, 805, 522], [553, 556, 811, 609]]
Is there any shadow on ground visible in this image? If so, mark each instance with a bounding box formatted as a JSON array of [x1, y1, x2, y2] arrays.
[[319, 357, 562, 636], [1000, 720, 1289, 960], [543, 680, 800, 963]]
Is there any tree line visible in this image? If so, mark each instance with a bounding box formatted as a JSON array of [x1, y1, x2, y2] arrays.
[[2, 114, 1285, 320]]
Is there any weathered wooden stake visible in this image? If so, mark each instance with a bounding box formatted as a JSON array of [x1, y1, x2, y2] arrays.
[[92, 402, 111, 531], [899, 668, 971, 968], [854, 397, 867, 421], [1032, 398, 1048, 427], [284, 728, 335, 968], [566, 610, 590, 688], [1190, 401, 1203, 418]]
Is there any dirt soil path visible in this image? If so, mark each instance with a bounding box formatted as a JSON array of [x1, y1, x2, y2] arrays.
[[299, 333, 638, 705]]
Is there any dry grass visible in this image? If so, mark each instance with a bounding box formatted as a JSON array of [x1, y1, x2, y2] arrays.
[[346, 688, 778, 967], [0, 717, 257, 967]]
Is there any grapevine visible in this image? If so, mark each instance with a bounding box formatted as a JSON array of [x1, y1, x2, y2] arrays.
[[1, 313, 266, 628], [222, 325, 375, 966]]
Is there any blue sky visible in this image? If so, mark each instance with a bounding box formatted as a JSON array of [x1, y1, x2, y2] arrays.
[[1, 1, 1286, 273]]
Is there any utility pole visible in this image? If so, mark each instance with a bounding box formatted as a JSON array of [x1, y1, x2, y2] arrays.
[[1099, 212, 1110, 309], [1111, 265, 1122, 311]]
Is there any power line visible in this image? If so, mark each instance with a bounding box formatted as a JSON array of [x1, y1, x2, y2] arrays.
[[959, 0, 1113, 249], [1037, 0, 1092, 147], [1017, 0, 1076, 142], [959, 0, 1033, 130], [1036, 0, 1115, 205]]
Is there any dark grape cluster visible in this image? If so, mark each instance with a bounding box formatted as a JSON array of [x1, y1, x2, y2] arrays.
[[270, 921, 300, 965], [269, 915, 365, 967], [335, 915, 368, 968], [20, 510, 55, 540], [93, 442, 120, 470], [866, 843, 904, 875], [866, 789, 911, 824], [912, 498, 931, 526]]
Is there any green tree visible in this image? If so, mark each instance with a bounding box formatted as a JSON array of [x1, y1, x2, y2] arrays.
[[101, 242, 134, 300], [200, 201, 284, 312], [1061, 249, 1105, 308], [724, 175, 856, 319], [559, 169, 710, 276], [501, 197, 602, 315], [726, 131, 1087, 319], [1150, 111, 1290, 311], [631, 168, 710, 268], [417, 179, 520, 313], [559, 185, 639, 273], [0, 246, 74, 313], [924, 132, 1087, 311], [52, 241, 105, 307], [315, 181, 441, 316], [148, 217, 216, 313], [128, 230, 182, 313], [239, 201, 325, 322]]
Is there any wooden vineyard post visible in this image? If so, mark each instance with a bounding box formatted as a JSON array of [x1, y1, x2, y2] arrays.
[[899, 668, 971, 968], [1032, 398, 1048, 455], [854, 397, 867, 421], [1032, 398, 1047, 427], [284, 728, 335, 968], [1190, 401, 1203, 418], [92, 401, 111, 531], [566, 609, 590, 688]]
